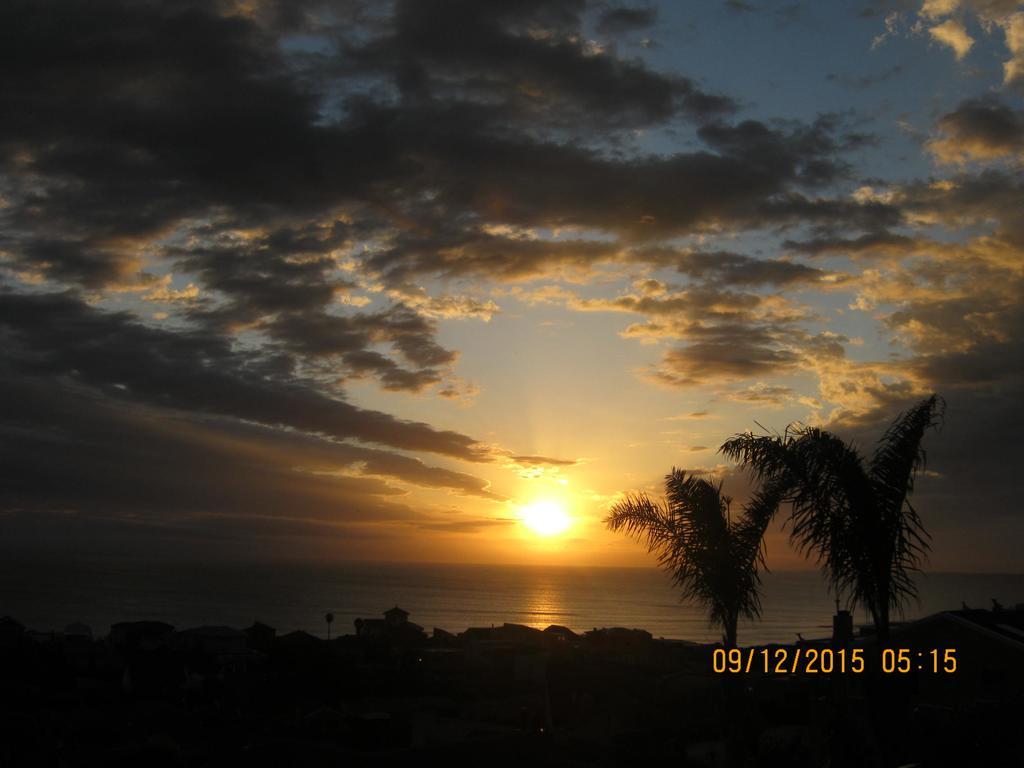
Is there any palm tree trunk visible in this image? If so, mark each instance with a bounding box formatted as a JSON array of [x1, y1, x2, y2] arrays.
[[723, 613, 738, 649], [874, 578, 890, 645], [721, 609, 746, 767], [870, 588, 898, 767], [876, 602, 889, 644]]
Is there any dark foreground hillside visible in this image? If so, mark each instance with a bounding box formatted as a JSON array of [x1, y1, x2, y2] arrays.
[[1, 605, 1022, 767]]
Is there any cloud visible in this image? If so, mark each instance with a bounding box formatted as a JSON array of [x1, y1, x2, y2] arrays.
[[366, 228, 625, 285], [595, 6, 658, 35], [352, 0, 734, 127], [0, 0, 882, 544], [928, 98, 1024, 164], [783, 230, 919, 259], [415, 518, 516, 533], [913, 1, 1024, 88], [928, 19, 975, 59], [894, 170, 1024, 243], [0, 375, 425, 524], [0, 290, 490, 461], [1002, 12, 1024, 86], [651, 338, 803, 386], [507, 454, 580, 468], [387, 286, 500, 321], [1, 0, 1022, 565], [0, 346, 508, 556], [0, 507, 408, 562], [514, 250, 853, 403], [142, 276, 201, 304], [920, 0, 962, 20], [0, 0, 879, 297], [726, 383, 795, 406], [358, 112, 862, 257], [669, 249, 829, 286]]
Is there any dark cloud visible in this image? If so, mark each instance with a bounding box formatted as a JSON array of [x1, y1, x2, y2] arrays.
[[567, 277, 837, 390], [897, 170, 1024, 244], [366, 228, 623, 285], [0, 291, 488, 461], [0, 0, 400, 273], [508, 454, 580, 467], [583, 285, 766, 320], [595, 6, 658, 35], [0, 376, 418, 522], [0, 358, 504, 555], [416, 518, 515, 533], [783, 230, 917, 258], [727, 383, 795, 404], [666, 249, 827, 286], [884, 279, 1024, 391], [0, 506, 406, 562], [355, 111, 862, 257], [652, 336, 803, 386], [0, 0, 873, 297], [352, 0, 733, 127], [929, 97, 1024, 163]]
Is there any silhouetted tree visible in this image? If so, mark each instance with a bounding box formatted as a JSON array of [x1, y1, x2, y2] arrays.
[[721, 394, 944, 643], [606, 468, 780, 648], [325, 612, 334, 640]]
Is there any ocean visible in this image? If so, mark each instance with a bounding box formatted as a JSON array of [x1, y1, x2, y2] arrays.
[[3, 558, 1023, 646]]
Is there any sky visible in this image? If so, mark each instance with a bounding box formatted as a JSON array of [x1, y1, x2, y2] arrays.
[[1, 0, 1023, 572]]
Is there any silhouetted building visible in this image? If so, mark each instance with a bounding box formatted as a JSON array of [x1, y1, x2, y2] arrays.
[[584, 626, 652, 650], [543, 624, 578, 642], [832, 609, 854, 646], [432, 627, 457, 643], [64, 621, 92, 641], [245, 620, 276, 651], [177, 625, 247, 655], [893, 604, 1024, 709], [109, 620, 174, 650], [0, 615, 25, 649], [355, 606, 425, 641]]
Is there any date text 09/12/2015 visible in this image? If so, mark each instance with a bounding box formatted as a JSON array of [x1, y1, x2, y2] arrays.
[[712, 647, 958, 675]]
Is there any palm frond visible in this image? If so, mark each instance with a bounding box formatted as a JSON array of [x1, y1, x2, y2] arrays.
[[605, 492, 678, 570], [606, 468, 775, 644], [728, 478, 786, 620], [868, 395, 944, 506], [720, 429, 795, 485], [722, 396, 945, 637]]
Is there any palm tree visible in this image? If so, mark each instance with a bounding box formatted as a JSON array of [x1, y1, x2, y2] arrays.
[[325, 611, 334, 640], [721, 394, 944, 643], [605, 468, 781, 648]]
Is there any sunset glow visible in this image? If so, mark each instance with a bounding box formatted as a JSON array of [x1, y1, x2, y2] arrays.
[[3, 4, 1023, 763], [0, 0, 1021, 574], [521, 500, 571, 537]]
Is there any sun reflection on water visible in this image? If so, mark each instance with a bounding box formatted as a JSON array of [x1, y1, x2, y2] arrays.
[[523, 585, 564, 629]]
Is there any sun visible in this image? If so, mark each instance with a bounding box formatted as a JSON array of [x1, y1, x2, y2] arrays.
[[521, 499, 571, 537]]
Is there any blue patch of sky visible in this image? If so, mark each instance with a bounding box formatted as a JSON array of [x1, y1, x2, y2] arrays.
[[586, 2, 1011, 185]]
